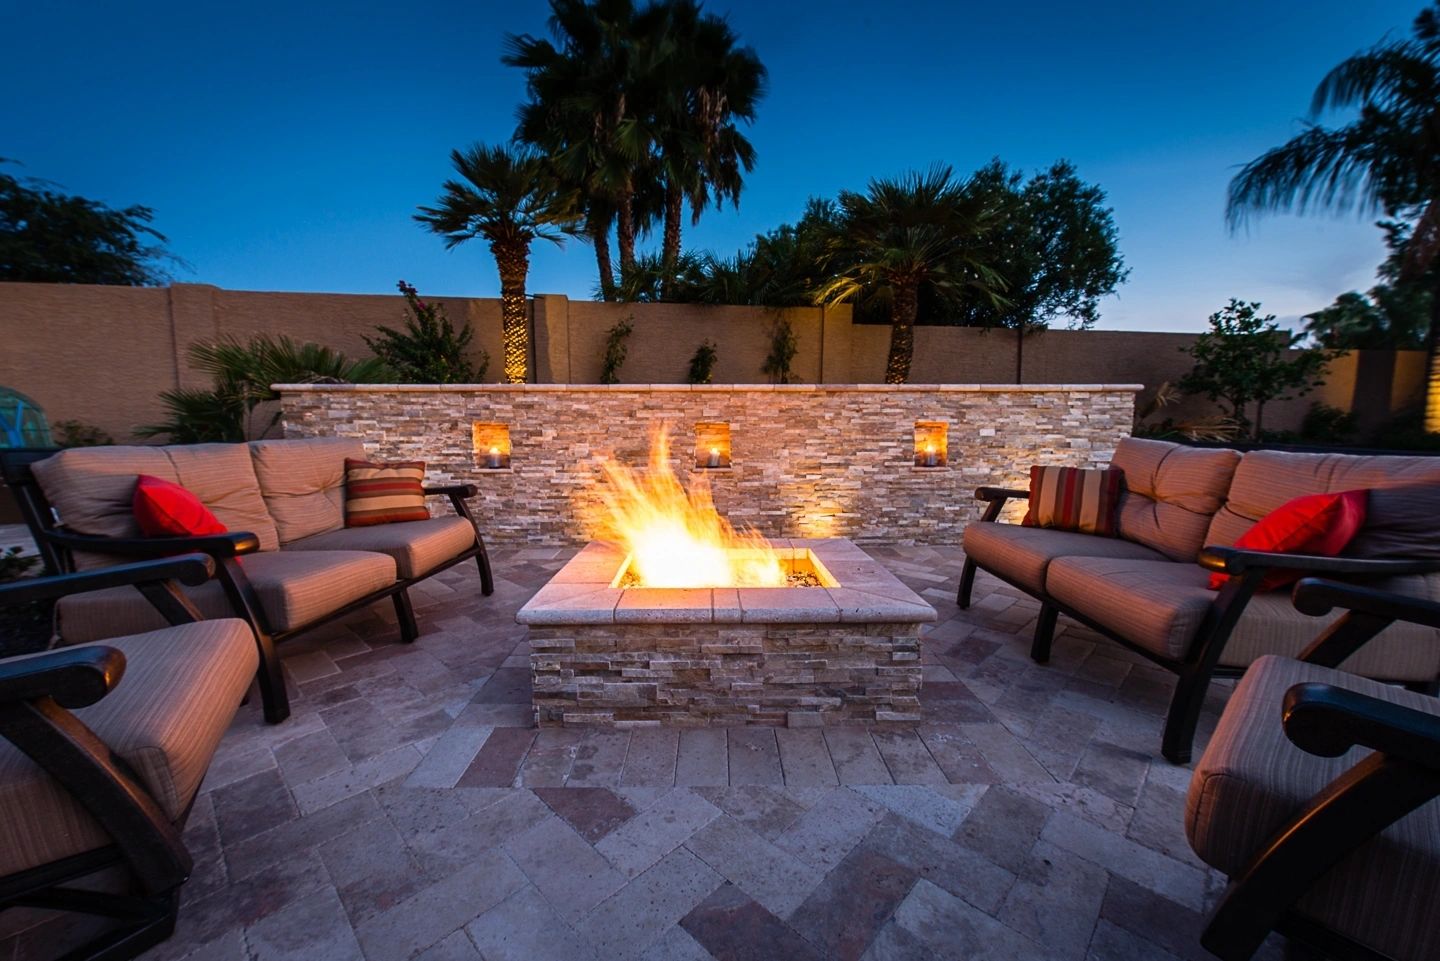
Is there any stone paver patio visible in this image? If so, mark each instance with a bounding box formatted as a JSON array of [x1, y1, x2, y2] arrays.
[[1, 545, 1289, 961]]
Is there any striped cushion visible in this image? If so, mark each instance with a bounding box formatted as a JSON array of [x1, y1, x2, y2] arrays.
[[1022, 466, 1124, 537], [344, 459, 429, 527]]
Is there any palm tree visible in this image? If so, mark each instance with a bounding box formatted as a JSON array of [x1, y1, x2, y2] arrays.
[[416, 143, 577, 383], [640, 0, 766, 295], [1228, 2, 1440, 429], [815, 165, 1006, 383]]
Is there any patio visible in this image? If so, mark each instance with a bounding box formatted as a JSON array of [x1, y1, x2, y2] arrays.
[[2, 541, 1285, 961]]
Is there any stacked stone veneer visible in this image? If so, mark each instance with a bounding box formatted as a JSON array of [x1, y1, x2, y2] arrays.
[[517, 540, 936, 728], [277, 383, 1139, 547]]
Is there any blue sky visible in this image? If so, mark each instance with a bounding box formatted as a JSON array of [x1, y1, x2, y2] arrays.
[[4, 0, 1423, 331]]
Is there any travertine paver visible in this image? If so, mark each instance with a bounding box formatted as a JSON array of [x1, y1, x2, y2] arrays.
[[3, 545, 1293, 961]]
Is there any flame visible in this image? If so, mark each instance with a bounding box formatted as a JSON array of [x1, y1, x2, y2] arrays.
[[589, 427, 786, 588]]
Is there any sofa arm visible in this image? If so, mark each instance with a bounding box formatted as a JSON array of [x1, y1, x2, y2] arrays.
[[45, 530, 261, 561], [425, 484, 477, 498], [0, 554, 216, 608], [1292, 578, 1440, 630], [0, 645, 125, 709], [975, 486, 1029, 503], [1283, 681, 1440, 771], [1198, 546, 1440, 579]]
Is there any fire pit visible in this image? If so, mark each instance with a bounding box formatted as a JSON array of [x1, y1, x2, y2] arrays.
[[515, 430, 936, 727]]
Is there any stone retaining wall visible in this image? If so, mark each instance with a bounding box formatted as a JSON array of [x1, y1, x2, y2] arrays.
[[276, 384, 1139, 547]]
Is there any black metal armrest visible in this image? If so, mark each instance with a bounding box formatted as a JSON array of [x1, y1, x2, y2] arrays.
[[1284, 681, 1440, 771], [1198, 546, 1440, 578], [425, 484, 477, 498], [975, 486, 1029, 503], [0, 645, 125, 709], [0, 554, 216, 608], [45, 530, 261, 560], [1292, 578, 1440, 629]]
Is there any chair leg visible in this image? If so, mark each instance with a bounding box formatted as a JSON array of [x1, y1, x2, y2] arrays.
[[1031, 605, 1058, 664], [1161, 667, 1214, 765], [393, 590, 419, 643], [475, 534, 495, 597], [252, 631, 290, 724], [956, 558, 977, 609]]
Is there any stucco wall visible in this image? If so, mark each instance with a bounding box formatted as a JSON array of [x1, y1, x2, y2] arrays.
[[277, 383, 1139, 547], [0, 281, 1423, 444]]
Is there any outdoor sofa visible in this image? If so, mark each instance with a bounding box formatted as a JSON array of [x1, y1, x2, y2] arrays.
[[1187, 578, 1440, 961], [0, 555, 255, 960], [0, 437, 494, 724], [959, 436, 1440, 763]]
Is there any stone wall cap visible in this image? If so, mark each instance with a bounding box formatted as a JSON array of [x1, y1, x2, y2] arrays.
[[271, 382, 1145, 394]]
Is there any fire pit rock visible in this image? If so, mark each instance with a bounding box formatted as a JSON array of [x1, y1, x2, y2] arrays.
[[516, 538, 937, 727]]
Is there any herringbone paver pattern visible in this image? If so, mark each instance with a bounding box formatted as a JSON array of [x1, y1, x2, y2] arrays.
[[1, 546, 1290, 961]]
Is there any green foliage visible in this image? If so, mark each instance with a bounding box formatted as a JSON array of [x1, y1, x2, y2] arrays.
[[600, 318, 634, 384], [51, 419, 113, 447], [761, 317, 799, 384], [1373, 410, 1440, 450], [614, 252, 708, 303], [1178, 300, 1334, 441], [0, 160, 178, 285], [139, 335, 390, 443], [1299, 402, 1358, 443], [0, 546, 37, 583], [1304, 222, 1431, 349], [366, 281, 486, 383], [687, 340, 718, 384]]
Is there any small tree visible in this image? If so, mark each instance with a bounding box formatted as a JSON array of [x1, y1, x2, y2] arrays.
[[687, 340, 718, 384], [761, 316, 798, 384], [366, 280, 487, 383], [599, 319, 633, 384], [1178, 300, 1332, 440]]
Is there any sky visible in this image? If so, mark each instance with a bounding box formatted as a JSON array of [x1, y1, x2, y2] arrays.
[[3, 0, 1425, 332]]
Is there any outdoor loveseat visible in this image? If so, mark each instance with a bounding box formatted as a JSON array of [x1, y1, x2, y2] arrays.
[[0, 437, 494, 724], [1188, 578, 1440, 961], [0, 555, 254, 960], [959, 437, 1440, 763]]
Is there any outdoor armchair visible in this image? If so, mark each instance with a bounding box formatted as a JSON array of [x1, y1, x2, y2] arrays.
[[1187, 578, 1440, 961], [0, 555, 256, 961]]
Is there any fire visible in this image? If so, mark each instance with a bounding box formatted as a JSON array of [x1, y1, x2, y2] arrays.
[[589, 427, 786, 588]]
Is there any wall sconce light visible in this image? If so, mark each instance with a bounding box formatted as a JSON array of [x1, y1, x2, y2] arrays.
[[695, 422, 731, 469], [472, 423, 511, 470]]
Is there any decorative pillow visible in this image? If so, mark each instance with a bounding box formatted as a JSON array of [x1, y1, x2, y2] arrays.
[[132, 474, 228, 537], [1208, 489, 1368, 592], [1021, 466, 1125, 537], [344, 458, 429, 527]]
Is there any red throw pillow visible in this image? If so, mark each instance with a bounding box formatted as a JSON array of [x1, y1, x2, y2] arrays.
[[1208, 489, 1368, 592], [132, 474, 229, 537]]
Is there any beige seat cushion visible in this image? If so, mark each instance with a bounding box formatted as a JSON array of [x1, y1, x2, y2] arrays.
[[1045, 556, 1440, 679], [1110, 438, 1240, 562], [1187, 656, 1440, 961], [248, 437, 367, 544], [56, 549, 397, 642], [962, 521, 1166, 594], [30, 444, 280, 566], [0, 620, 257, 877], [1205, 449, 1440, 550], [284, 515, 476, 579]]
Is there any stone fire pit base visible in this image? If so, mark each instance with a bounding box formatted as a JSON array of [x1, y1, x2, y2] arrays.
[[517, 539, 937, 728]]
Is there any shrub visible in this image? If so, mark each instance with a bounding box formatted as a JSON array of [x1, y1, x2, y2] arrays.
[[1298, 403, 1357, 444], [365, 280, 487, 383], [51, 419, 112, 447], [687, 341, 718, 384], [600, 319, 633, 385], [761, 317, 798, 384], [0, 546, 37, 583]]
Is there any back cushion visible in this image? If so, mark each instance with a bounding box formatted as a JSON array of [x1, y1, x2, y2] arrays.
[[31, 444, 279, 567], [1112, 438, 1241, 561], [249, 437, 367, 544], [1206, 450, 1440, 554]]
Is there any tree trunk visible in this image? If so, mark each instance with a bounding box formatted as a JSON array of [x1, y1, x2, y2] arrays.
[[617, 186, 637, 277], [1014, 321, 1025, 384], [1426, 276, 1440, 432], [491, 241, 531, 384], [1253, 401, 1265, 441], [660, 184, 683, 300], [593, 223, 616, 302], [886, 283, 919, 384]]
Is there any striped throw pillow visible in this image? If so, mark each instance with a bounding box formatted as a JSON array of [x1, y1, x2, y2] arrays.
[[344, 458, 429, 527], [1021, 466, 1125, 537]]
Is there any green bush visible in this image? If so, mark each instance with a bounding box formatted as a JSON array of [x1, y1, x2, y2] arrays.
[[687, 341, 718, 384], [600, 319, 633, 385], [365, 280, 487, 383], [51, 419, 113, 447]]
